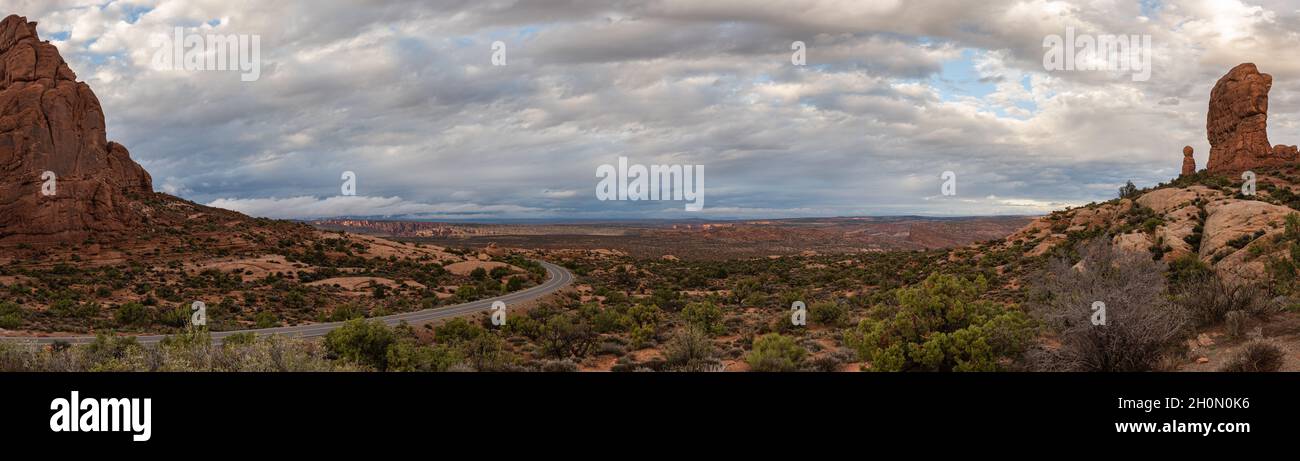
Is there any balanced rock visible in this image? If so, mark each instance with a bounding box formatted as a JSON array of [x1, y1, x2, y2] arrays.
[[0, 15, 153, 242], [1205, 63, 1298, 173], [1181, 146, 1195, 176]]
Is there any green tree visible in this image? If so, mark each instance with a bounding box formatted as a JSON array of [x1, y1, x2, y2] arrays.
[[1118, 180, 1139, 199], [844, 273, 1032, 372], [682, 302, 724, 335]]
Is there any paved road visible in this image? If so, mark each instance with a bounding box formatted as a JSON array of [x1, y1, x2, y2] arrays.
[[0, 260, 573, 345]]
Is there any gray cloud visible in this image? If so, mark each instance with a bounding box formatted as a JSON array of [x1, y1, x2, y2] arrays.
[[6, 0, 1298, 220]]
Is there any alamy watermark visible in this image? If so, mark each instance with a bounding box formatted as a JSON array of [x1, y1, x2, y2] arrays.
[[1043, 27, 1151, 82], [596, 157, 704, 211], [151, 27, 261, 81]]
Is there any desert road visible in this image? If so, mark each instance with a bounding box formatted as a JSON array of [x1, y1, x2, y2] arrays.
[[0, 260, 573, 345]]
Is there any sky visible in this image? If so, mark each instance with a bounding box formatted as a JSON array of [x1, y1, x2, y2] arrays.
[[5, 0, 1300, 221]]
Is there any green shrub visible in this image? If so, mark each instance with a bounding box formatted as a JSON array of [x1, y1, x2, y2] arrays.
[[434, 317, 484, 344], [1167, 254, 1212, 289], [51, 299, 97, 319], [682, 302, 724, 335], [809, 301, 847, 327], [114, 302, 149, 326], [0, 301, 23, 329], [253, 311, 279, 328], [745, 333, 806, 372], [845, 273, 1032, 371], [221, 332, 256, 346], [156, 305, 189, 328], [386, 339, 461, 372], [324, 319, 397, 370]]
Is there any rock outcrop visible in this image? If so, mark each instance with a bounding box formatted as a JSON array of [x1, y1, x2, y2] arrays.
[[1205, 63, 1298, 173], [0, 15, 153, 242], [1181, 146, 1196, 176]]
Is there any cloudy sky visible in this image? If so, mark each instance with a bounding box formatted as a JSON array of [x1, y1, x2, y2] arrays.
[[6, 0, 1300, 220]]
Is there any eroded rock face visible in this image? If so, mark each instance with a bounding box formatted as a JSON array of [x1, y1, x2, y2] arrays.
[[0, 15, 152, 242], [1199, 200, 1292, 263], [1206, 63, 1298, 173], [1181, 146, 1196, 176]]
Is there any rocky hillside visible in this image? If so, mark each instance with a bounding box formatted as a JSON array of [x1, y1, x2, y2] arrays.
[[1004, 63, 1300, 287], [0, 16, 545, 336]]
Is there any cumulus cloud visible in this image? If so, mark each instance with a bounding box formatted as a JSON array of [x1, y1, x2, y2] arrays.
[[9, 0, 1300, 220]]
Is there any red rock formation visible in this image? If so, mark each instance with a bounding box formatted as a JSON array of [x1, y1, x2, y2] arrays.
[[0, 15, 153, 242], [1181, 146, 1196, 176], [1205, 63, 1298, 173]]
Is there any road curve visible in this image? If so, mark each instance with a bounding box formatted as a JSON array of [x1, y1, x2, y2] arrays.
[[0, 260, 573, 345]]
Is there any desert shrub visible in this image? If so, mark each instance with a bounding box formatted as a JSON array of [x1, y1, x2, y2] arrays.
[[681, 302, 724, 335], [434, 317, 484, 344], [1218, 341, 1284, 372], [156, 305, 189, 328], [809, 301, 847, 327], [253, 311, 279, 328], [803, 349, 855, 372], [1174, 272, 1274, 326], [627, 304, 664, 347], [114, 302, 149, 326], [539, 359, 578, 372], [0, 301, 23, 329], [50, 299, 96, 319], [386, 339, 461, 372], [844, 273, 1032, 372], [324, 319, 397, 370], [221, 332, 256, 346], [460, 332, 512, 371], [328, 304, 365, 322], [1027, 239, 1187, 372], [1224, 310, 1248, 340], [1167, 254, 1212, 287], [745, 333, 806, 372], [539, 312, 597, 358], [663, 327, 718, 372]]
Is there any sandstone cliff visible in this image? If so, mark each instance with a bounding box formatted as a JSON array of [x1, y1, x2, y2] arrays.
[[0, 15, 153, 243]]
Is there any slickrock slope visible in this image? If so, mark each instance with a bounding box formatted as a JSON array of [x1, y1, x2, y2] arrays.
[[0, 15, 153, 242], [1004, 63, 1300, 284]]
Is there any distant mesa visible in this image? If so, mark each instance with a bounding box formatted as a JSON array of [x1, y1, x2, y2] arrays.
[[1204, 63, 1298, 173], [0, 15, 153, 242]]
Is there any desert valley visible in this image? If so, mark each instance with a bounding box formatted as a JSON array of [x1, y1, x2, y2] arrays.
[[0, 14, 1298, 374]]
